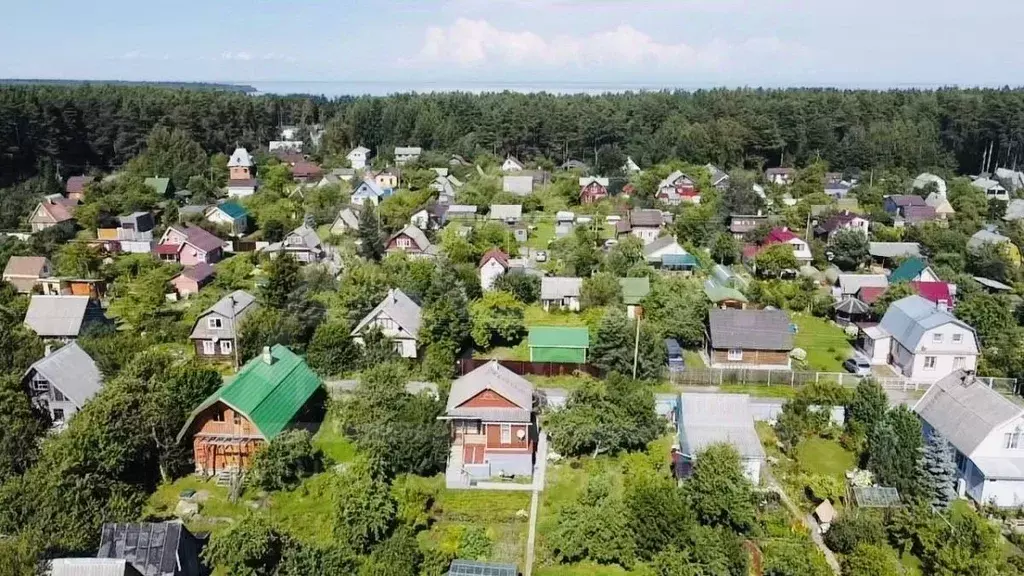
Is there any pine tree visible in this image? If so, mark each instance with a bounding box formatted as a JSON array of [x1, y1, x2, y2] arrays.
[[357, 203, 384, 261], [921, 432, 957, 509], [591, 308, 632, 376]]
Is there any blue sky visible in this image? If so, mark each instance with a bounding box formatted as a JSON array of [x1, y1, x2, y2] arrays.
[[2, 0, 1022, 90]]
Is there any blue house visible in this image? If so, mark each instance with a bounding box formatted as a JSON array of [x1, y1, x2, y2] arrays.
[[350, 179, 393, 207]]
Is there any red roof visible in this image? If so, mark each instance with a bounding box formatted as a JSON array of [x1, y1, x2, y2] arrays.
[[479, 248, 510, 269], [154, 243, 180, 255], [910, 281, 953, 305], [857, 286, 886, 304], [292, 161, 322, 178], [765, 228, 798, 244], [65, 175, 95, 195]]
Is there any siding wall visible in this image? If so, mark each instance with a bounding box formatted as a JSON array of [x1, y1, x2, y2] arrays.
[[710, 348, 790, 367]]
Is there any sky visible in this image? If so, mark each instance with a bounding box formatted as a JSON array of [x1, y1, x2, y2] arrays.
[[2, 0, 1023, 93]]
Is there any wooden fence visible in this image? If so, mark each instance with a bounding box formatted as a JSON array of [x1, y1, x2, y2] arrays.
[[457, 358, 600, 378]]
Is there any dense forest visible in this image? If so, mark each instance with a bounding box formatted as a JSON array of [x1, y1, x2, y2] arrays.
[[5, 85, 1024, 188]]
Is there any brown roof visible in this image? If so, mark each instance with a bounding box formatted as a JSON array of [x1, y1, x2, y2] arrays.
[[40, 201, 75, 222], [180, 262, 215, 283], [65, 175, 95, 195], [479, 248, 510, 269], [629, 209, 664, 227], [3, 256, 48, 278], [292, 161, 322, 178]]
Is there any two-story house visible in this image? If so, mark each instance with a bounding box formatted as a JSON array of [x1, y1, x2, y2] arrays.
[[351, 288, 422, 358], [262, 224, 326, 264], [729, 213, 770, 239], [765, 167, 796, 185], [226, 147, 258, 198], [972, 177, 1010, 202], [21, 342, 102, 428], [347, 146, 371, 170], [395, 146, 422, 165], [745, 228, 812, 264], [657, 171, 699, 205], [97, 211, 155, 253], [615, 209, 664, 244], [479, 249, 510, 291], [386, 225, 438, 259], [29, 198, 77, 233], [351, 179, 392, 206], [859, 295, 978, 381], [814, 210, 869, 240], [440, 360, 536, 487], [189, 290, 258, 361], [579, 177, 609, 204], [155, 225, 226, 265], [915, 370, 1024, 507]]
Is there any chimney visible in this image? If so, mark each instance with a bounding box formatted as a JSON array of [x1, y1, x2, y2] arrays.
[[262, 346, 273, 365], [390, 289, 397, 303], [44, 344, 52, 357]]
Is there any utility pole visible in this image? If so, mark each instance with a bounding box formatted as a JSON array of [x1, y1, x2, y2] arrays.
[[229, 295, 240, 372], [631, 309, 642, 380]]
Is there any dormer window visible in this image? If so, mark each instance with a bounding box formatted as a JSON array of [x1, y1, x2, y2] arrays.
[[208, 317, 223, 330]]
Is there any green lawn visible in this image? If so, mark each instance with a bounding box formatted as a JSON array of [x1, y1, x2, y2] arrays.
[[312, 405, 357, 464], [720, 384, 799, 399], [792, 314, 853, 372], [527, 221, 556, 249], [795, 438, 856, 479], [683, 350, 705, 368]]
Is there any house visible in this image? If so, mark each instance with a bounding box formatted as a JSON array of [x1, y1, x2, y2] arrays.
[[616, 209, 664, 244], [37, 277, 106, 300], [177, 345, 321, 475], [579, 177, 609, 203], [352, 288, 422, 358], [189, 290, 258, 360], [502, 156, 525, 172], [900, 205, 938, 226], [540, 277, 583, 312], [350, 179, 392, 206], [330, 206, 361, 235], [96, 521, 206, 576], [729, 213, 769, 239], [704, 280, 748, 309], [968, 229, 1022, 265], [410, 204, 444, 231], [479, 248, 511, 291], [503, 175, 534, 196], [170, 263, 215, 297], [263, 224, 326, 263], [912, 172, 947, 196], [204, 202, 248, 236], [765, 167, 796, 185], [225, 177, 258, 198], [883, 195, 937, 225], [155, 225, 226, 265], [914, 370, 1024, 507], [446, 204, 478, 220], [824, 176, 853, 198], [1005, 199, 1024, 222], [347, 146, 371, 170], [706, 308, 793, 369], [925, 192, 956, 220], [50, 559, 142, 576], [3, 255, 51, 293], [657, 171, 699, 205], [386, 225, 438, 259], [676, 393, 765, 483], [441, 360, 536, 484], [24, 295, 103, 340], [65, 175, 95, 202], [972, 177, 1009, 201], [291, 161, 322, 183], [889, 257, 941, 283], [29, 198, 76, 232], [528, 326, 589, 363], [319, 168, 356, 186], [431, 174, 460, 197], [750, 228, 812, 263], [560, 159, 587, 171], [489, 204, 523, 224], [858, 295, 978, 380], [373, 167, 400, 190], [555, 211, 575, 238], [814, 210, 869, 239], [643, 235, 690, 265], [269, 140, 302, 153], [22, 341, 102, 427], [620, 277, 650, 319], [836, 274, 888, 298], [395, 146, 422, 165], [997, 168, 1024, 192], [623, 156, 641, 173], [869, 242, 921, 265], [144, 177, 171, 197]]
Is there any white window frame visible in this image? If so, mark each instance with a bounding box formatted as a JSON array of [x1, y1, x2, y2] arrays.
[[396, 237, 412, 249], [208, 317, 223, 330], [52, 408, 65, 423], [953, 356, 966, 370], [924, 356, 937, 370], [727, 349, 744, 361], [203, 340, 216, 355], [500, 424, 512, 445], [220, 340, 233, 355], [952, 333, 963, 344], [932, 333, 943, 343], [392, 341, 404, 355], [1006, 431, 1022, 449]]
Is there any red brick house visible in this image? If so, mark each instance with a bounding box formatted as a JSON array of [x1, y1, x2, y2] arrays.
[[579, 177, 610, 204]]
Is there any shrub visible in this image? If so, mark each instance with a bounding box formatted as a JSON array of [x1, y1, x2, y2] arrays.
[[248, 430, 322, 491], [803, 473, 845, 503], [822, 512, 886, 555]]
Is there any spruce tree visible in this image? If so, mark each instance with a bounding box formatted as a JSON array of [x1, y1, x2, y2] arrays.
[[357, 203, 384, 261], [591, 308, 632, 376], [921, 431, 957, 509]]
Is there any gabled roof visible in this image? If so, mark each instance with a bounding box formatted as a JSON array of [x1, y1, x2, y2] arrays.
[[838, 274, 888, 294], [445, 360, 534, 422], [479, 248, 510, 269], [36, 200, 75, 222], [4, 256, 48, 278], [679, 393, 765, 460], [489, 204, 522, 220], [390, 224, 432, 251], [765, 167, 796, 176], [144, 177, 170, 196], [51, 559, 141, 576], [914, 370, 1024, 457], [629, 209, 664, 227], [619, 277, 650, 305], [703, 280, 748, 304], [540, 277, 582, 300], [1005, 199, 1024, 221], [902, 205, 937, 223], [968, 229, 1012, 251], [972, 177, 1005, 191], [177, 345, 321, 441], [869, 242, 921, 259], [889, 257, 929, 283], [887, 194, 925, 207], [912, 172, 947, 195], [25, 342, 102, 407], [529, 326, 589, 348], [878, 295, 976, 352], [24, 295, 95, 337], [352, 179, 387, 198], [708, 308, 792, 351], [502, 175, 534, 195], [643, 235, 683, 257], [817, 210, 865, 233], [395, 146, 422, 155], [705, 163, 728, 185], [352, 288, 422, 339], [179, 262, 215, 284], [98, 521, 204, 576], [189, 290, 257, 340], [66, 175, 95, 195], [910, 281, 952, 305], [765, 227, 799, 244], [210, 201, 247, 219], [163, 225, 225, 253], [579, 176, 609, 187], [228, 147, 254, 167], [348, 146, 371, 156]]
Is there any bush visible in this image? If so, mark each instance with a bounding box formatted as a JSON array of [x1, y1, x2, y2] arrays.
[[803, 473, 844, 503], [822, 512, 886, 555], [248, 430, 322, 491]]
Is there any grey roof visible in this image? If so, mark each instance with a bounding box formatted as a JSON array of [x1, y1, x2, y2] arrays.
[[968, 229, 1012, 252], [392, 224, 432, 251], [914, 370, 1024, 457], [189, 290, 258, 341], [972, 177, 1005, 191], [395, 146, 422, 156], [502, 175, 534, 196], [1004, 199, 1024, 221], [446, 360, 533, 422], [912, 172, 947, 195], [97, 522, 203, 576], [26, 342, 102, 408], [869, 242, 921, 259], [353, 288, 422, 338], [878, 295, 977, 353], [629, 209, 664, 227], [679, 393, 766, 460], [973, 276, 1013, 291], [489, 204, 522, 220], [333, 207, 360, 230], [352, 179, 387, 198], [838, 274, 888, 295], [708, 308, 793, 351], [227, 147, 253, 168], [834, 297, 870, 315], [51, 559, 141, 576], [24, 295, 93, 337], [446, 204, 478, 215], [643, 235, 682, 257], [540, 277, 583, 300]]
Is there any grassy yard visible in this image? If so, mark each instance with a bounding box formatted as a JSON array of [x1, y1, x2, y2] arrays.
[[792, 314, 853, 372], [312, 405, 357, 464], [527, 220, 556, 250], [720, 384, 800, 399], [795, 437, 856, 479]]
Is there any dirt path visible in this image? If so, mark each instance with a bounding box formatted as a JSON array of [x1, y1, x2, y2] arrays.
[[764, 470, 841, 574], [523, 431, 548, 576]]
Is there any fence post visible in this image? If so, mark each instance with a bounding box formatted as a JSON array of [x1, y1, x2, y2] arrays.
[[719, 370, 723, 387], [791, 371, 795, 388], [767, 370, 772, 387], [815, 372, 820, 384]]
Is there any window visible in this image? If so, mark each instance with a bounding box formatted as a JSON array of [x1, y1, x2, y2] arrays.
[[393, 341, 404, 355], [203, 340, 216, 355], [953, 333, 963, 344], [374, 317, 397, 330], [932, 333, 943, 343], [233, 412, 243, 425], [212, 410, 225, 422], [52, 409, 64, 423], [208, 317, 223, 330], [31, 377, 49, 392], [728, 349, 743, 361], [396, 237, 412, 249], [924, 356, 937, 370], [953, 356, 966, 370], [52, 389, 65, 402], [1006, 431, 1022, 449], [500, 424, 512, 444], [220, 340, 233, 355]]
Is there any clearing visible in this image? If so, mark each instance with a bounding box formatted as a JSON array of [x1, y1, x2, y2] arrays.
[[792, 314, 853, 372]]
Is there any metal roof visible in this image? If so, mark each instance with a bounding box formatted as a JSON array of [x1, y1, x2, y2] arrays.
[[189, 290, 257, 341], [834, 297, 870, 315], [228, 147, 253, 167], [25, 342, 102, 408], [528, 326, 589, 348], [352, 288, 422, 339], [97, 522, 203, 576], [446, 360, 533, 421], [540, 277, 582, 300], [973, 276, 1013, 291], [144, 177, 170, 196], [888, 257, 928, 283], [212, 201, 247, 219], [878, 295, 976, 353], [51, 559, 140, 576], [619, 277, 650, 305], [678, 393, 766, 460], [914, 370, 1023, 458], [708, 308, 792, 351], [869, 242, 921, 259], [968, 229, 1012, 252], [448, 559, 519, 576], [3, 255, 48, 278], [502, 175, 534, 195], [177, 345, 321, 442], [489, 204, 523, 220], [838, 274, 888, 295], [24, 295, 93, 337]]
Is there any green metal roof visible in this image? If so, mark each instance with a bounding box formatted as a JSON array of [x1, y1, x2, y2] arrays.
[[704, 284, 748, 304], [888, 257, 927, 283], [528, 326, 589, 348], [662, 253, 699, 268], [619, 277, 651, 305], [144, 177, 171, 196], [176, 345, 321, 442], [216, 201, 248, 219]]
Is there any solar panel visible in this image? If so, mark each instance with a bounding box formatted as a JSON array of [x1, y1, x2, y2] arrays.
[[448, 559, 519, 576], [853, 486, 901, 508]]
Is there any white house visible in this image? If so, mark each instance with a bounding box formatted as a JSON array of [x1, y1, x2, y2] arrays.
[[858, 295, 978, 381], [502, 156, 524, 172], [351, 288, 422, 358], [643, 236, 689, 263], [540, 277, 583, 312], [347, 146, 371, 170], [915, 370, 1024, 507], [395, 146, 422, 166], [622, 156, 641, 173], [972, 177, 1010, 202], [479, 249, 511, 291], [350, 179, 391, 206]]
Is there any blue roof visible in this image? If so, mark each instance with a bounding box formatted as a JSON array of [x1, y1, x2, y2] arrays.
[[216, 201, 247, 219], [878, 295, 976, 351], [353, 179, 387, 198], [662, 253, 699, 267]]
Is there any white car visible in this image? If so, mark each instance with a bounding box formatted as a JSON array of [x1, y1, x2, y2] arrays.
[[843, 356, 872, 377], [534, 250, 548, 262]]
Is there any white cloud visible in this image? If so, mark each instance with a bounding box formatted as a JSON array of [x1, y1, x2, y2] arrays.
[[221, 51, 253, 61], [413, 18, 807, 73]]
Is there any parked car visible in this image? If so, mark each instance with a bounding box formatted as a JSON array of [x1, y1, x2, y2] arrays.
[[604, 239, 618, 248], [535, 250, 548, 262], [843, 356, 872, 376]]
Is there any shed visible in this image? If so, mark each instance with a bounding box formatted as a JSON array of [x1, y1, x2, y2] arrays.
[[814, 500, 836, 525], [448, 559, 519, 576], [619, 277, 650, 305], [528, 327, 589, 364]]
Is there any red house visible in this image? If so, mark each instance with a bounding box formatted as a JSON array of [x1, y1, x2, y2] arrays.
[[579, 177, 610, 204]]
